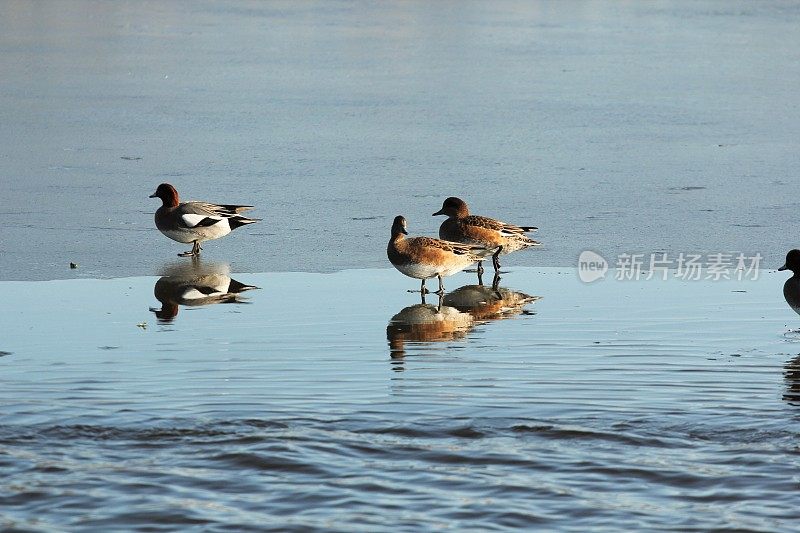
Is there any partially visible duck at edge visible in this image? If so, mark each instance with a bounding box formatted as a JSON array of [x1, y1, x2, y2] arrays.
[[433, 196, 540, 278], [779, 249, 800, 314], [388, 215, 495, 295], [149, 183, 260, 257]]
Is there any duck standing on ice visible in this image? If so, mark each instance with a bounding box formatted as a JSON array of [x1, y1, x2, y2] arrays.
[[433, 196, 540, 279], [387, 215, 495, 295], [149, 183, 260, 257]]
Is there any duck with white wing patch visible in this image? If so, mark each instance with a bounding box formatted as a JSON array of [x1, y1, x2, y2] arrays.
[[150, 183, 260, 257]]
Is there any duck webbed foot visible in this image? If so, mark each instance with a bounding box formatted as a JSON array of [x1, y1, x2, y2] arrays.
[[178, 241, 202, 257]]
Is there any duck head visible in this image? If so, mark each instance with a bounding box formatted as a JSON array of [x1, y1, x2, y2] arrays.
[[149, 183, 180, 207], [433, 197, 469, 218], [779, 249, 800, 275], [391, 215, 409, 237]]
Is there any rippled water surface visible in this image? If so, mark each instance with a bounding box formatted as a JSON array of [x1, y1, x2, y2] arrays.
[[2, 266, 799, 531]]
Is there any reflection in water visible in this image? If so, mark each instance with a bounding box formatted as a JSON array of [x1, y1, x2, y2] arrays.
[[150, 260, 258, 322], [443, 283, 540, 321], [784, 355, 800, 406], [387, 283, 539, 366], [780, 269, 800, 405], [386, 294, 474, 362]]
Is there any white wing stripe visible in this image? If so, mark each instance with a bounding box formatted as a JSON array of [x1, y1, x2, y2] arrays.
[[181, 213, 221, 228]]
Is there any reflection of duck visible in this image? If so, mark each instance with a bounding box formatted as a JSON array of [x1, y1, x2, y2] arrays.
[[150, 260, 258, 322], [779, 249, 800, 314], [386, 295, 474, 359], [443, 283, 541, 321], [784, 354, 800, 406]]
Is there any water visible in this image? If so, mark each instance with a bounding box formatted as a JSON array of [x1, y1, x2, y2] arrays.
[[2, 266, 799, 530], [2, 1, 800, 530], [1, 0, 799, 280]]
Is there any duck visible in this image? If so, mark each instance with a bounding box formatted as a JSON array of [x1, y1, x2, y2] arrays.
[[779, 249, 800, 314], [433, 196, 540, 277], [387, 215, 495, 294], [149, 183, 260, 257]]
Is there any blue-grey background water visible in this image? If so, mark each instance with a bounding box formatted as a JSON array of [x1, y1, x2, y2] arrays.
[[2, 1, 800, 531]]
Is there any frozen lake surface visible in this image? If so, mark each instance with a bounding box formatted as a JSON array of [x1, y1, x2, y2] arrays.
[[1, 1, 799, 280], [1, 266, 800, 530]]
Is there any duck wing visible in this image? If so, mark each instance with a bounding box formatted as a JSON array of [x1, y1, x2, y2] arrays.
[[176, 202, 240, 228], [463, 215, 537, 237], [412, 236, 496, 258]]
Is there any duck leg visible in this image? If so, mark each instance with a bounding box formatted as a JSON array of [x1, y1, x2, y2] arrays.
[[491, 271, 501, 292], [179, 241, 202, 257], [408, 279, 429, 294], [434, 274, 445, 295], [492, 246, 503, 272]]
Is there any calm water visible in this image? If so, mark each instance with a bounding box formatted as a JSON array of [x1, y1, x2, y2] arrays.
[[2, 265, 799, 530]]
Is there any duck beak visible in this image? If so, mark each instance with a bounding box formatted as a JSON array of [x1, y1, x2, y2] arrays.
[[401, 228, 408, 235], [779, 264, 788, 271], [432, 209, 444, 216], [149, 192, 158, 198]]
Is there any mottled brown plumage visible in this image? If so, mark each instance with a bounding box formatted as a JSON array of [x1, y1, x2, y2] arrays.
[[387, 215, 494, 294], [433, 197, 540, 276]]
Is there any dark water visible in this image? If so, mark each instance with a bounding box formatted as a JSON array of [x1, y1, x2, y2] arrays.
[[1, 0, 800, 280], [2, 266, 799, 530]]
